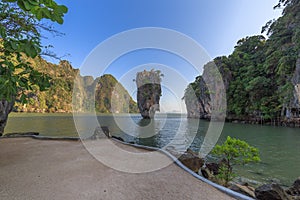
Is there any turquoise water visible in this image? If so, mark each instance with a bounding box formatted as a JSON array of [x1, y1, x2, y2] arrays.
[[5, 113, 300, 186]]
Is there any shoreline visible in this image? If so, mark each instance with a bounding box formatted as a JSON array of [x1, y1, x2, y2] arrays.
[[188, 116, 300, 128], [10, 111, 300, 128], [0, 137, 237, 200]]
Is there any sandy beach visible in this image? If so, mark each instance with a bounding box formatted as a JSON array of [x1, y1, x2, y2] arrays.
[[0, 138, 235, 200]]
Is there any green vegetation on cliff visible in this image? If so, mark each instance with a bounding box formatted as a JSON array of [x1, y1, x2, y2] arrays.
[[13, 57, 138, 113], [13, 57, 77, 112], [95, 74, 138, 113], [185, 0, 300, 121]]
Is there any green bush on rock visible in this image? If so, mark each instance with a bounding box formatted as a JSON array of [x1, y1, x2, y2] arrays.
[[211, 136, 261, 186]]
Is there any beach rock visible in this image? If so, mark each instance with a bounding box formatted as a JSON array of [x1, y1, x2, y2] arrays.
[[100, 126, 111, 138], [89, 126, 111, 140], [200, 158, 228, 178], [200, 167, 214, 179], [229, 183, 256, 198], [179, 149, 204, 173], [255, 183, 291, 200], [286, 177, 300, 197], [200, 162, 220, 180], [111, 136, 124, 142], [200, 160, 231, 186], [236, 177, 261, 187], [206, 162, 221, 175]]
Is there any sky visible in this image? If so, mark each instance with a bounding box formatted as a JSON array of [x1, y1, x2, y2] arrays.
[[43, 0, 282, 113]]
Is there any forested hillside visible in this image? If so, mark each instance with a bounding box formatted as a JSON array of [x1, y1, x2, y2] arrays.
[[13, 57, 138, 113], [184, 0, 300, 123]]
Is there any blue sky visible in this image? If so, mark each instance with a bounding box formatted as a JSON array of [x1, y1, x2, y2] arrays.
[[43, 0, 282, 112]]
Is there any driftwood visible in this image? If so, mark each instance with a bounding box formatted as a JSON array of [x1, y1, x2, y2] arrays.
[[3, 132, 39, 137], [1, 132, 79, 141]]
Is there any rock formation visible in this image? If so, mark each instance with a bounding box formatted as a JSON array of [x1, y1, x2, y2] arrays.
[[74, 74, 138, 113], [136, 69, 162, 118], [229, 183, 256, 199], [184, 0, 300, 124], [255, 177, 300, 200], [255, 183, 291, 200], [286, 177, 300, 197], [184, 54, 300, 123], [178, 148, 204, 173], [184, 76, 210, 119], [183, 60, 227, 120], [94, 74, 138, 113], [289, 55, 300, 115], [3, 56, 138, 114]]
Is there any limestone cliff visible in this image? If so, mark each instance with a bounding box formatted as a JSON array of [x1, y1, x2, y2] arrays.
[[184, 54, 300, 123], [184, 0, 300, 123], [70, 74, 138, 113], [184, 76, 210, 119], [291, 55, 300, 109], [136, 70, 162, 118], [13, 57, 138, 113], [184, 59, 228, 120], [94, 74, 138, 113]]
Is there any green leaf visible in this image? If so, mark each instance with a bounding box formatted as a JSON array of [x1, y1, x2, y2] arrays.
[[17, 0, 26, 10], [28, 0, 39, 6], [10, 41, 18, 50], [20, 94, 28, 104], [23, 1, 33, 10], [56, 5, 68, 13], [53, 14, 64, 24], [2, 0, 17, 2], [35, 9, 43, 20], [42, 8, 51, 19], [25, 43, 38, 58], [0, 26, 7, 38]]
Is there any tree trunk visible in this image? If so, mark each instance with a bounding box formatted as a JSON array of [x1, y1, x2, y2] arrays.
[[0, 99, 15, 136]]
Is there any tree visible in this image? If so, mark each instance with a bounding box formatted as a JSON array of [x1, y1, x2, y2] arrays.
[[211, 136, 261, 186], [0, 0, 68, 135]]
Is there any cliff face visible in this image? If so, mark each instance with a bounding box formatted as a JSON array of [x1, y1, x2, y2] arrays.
[[94, 74, 138, 113], [14, 57, 138, 113], [291, 56, 300, 109], [184, 76, 210, 119], [184, 59, 228, 120], [185, 54, 300, 122], [185, 1, 300, 122], [14, 59, 78, 113], [136, 70, 162, 118]]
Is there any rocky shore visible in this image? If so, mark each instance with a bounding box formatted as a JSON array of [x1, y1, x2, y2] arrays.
[[175, 148, 300, 200]]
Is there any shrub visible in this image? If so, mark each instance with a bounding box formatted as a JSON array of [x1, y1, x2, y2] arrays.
[[211, 136, 261, 186]]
